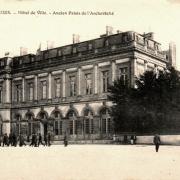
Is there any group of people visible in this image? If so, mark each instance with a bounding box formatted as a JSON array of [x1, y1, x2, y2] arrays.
[[29, 133, 51, 147], [0, 133, 52, 147]]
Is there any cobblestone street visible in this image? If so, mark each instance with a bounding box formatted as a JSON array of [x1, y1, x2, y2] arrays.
[[0, 144, 180, 180]]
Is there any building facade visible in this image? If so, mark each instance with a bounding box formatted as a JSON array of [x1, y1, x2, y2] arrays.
[[0, 30, 171, 140]]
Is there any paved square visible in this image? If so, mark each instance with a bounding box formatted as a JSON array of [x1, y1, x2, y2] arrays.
[[0, 145, 180, 180]]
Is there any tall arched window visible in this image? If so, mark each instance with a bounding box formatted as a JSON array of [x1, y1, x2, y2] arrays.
[[84, 109, 94, 134], [100, 108, 112, 134], [51, 111, 62, 136], [67, 110, 77, 135]]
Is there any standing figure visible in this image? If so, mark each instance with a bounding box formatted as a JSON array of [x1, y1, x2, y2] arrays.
[[130, 135, 134, 145], [12, 133, 17, 147], [29, 133, 35, 146], [3, 133, 9, 146], [19, 134, 26, 147], [47, 133, 51, 146], [44, 134, 47, 146], [8, 133, 13, 146], [37, 133, 45, 146], [153, 134, 161, 152], [0, 134, 2, 146], [63, 135, 68, 147], [133, 135, 137, 145]]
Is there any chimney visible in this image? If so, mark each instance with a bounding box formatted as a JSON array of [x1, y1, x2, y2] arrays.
[[143, 32, 154, 40], [47, 41, 54, 50], [169, 42, 176, 68], [73, 34, 80, 44], [20, 47, 28, 56], [106, 26, 113, 36]]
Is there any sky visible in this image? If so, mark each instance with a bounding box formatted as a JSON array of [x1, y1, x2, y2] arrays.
[[0, 0, 180, 69]]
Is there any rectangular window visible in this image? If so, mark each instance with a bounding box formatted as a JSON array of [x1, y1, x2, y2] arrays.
[[107, 118, 111, 134], [102, 71, 109, 93], [16, 84, 22, 102], [59, 121, 63, 135], [85, 119, 90, 134], [54, 121, 59, 135], [28, 82, 34, 101], [0, 86, 2, 103], [119, 67, 128, 85], [41, 81, 47, 99], [55, 78, 61, 98], [91, 119, 94, 134], [69, 76, 76, 97], [102, 118, 106, 134], [85, 74, 92, 95]]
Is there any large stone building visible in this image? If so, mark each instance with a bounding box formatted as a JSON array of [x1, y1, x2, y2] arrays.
[[0, 29, 174, 140]]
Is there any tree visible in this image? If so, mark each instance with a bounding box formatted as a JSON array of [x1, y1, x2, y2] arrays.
[[108, 67, 180, 134]]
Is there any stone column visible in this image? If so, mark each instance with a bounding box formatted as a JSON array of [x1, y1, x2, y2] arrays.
[[22, 77, 25, 102], [62, 71, 66, 98], [73, 120, 75, 135], [106, 119, 108, 134], [111, 61, 116, 83], [5, 78, 11, 103], [78, 68, 81, 96], [94, 64, 98, 94], [34, 75, 38, 100], [131, 58, 137, 87], [48, 73, 52, 99]]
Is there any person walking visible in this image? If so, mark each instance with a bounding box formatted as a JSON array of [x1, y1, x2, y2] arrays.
[[0, 134, 2, 146], [8, 133, 13, 146], [19, 134, 26, 147], [12, 133, 17, 147], [63, 135, 68, 147], [47, 133, 51, 146], [153, 134, 161, 152], [37, 133, 45, 146], [44, 134, 48, 146], [2, 133, 9, 146], [130, 135, 134, 145], [29, 133, 35, 146]]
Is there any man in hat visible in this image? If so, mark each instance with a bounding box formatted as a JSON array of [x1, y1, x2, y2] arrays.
[[153, 134, 161, 152]]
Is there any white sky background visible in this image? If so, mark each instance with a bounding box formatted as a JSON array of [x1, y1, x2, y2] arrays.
[[0, 0, 180, 69]]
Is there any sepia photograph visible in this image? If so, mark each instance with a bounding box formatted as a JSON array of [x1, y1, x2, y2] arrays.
[[0, 0, 180, 179]]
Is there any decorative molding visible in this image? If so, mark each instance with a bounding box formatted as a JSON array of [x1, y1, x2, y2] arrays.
[[13, 77, 22, 81], [81, 65, 93, 70], [115, 58, 130, 64], [52, 70, 63, 75], [25, 75, 35, 79], [98, 61, 110, 67], [66, 67, 77, 72], [38, 73, 48, 77]]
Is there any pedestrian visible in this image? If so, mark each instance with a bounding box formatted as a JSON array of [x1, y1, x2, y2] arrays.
[[123, 135, 128, 144], [37, 133, 45, 146], [29, 133, 35, 146], [44, 134, 48, 146], [47, 133, 51, 146], [63, 135, 68, 147], [12, 133, 17, 147], [133, 135, 137, 144], [130, 135, 134, 145], [3, 133, 9, 146], [0, 134, 2, 146], [153, 134, 161, 152], [8, 133, 13, 146], [19, 134, 26, 147]]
